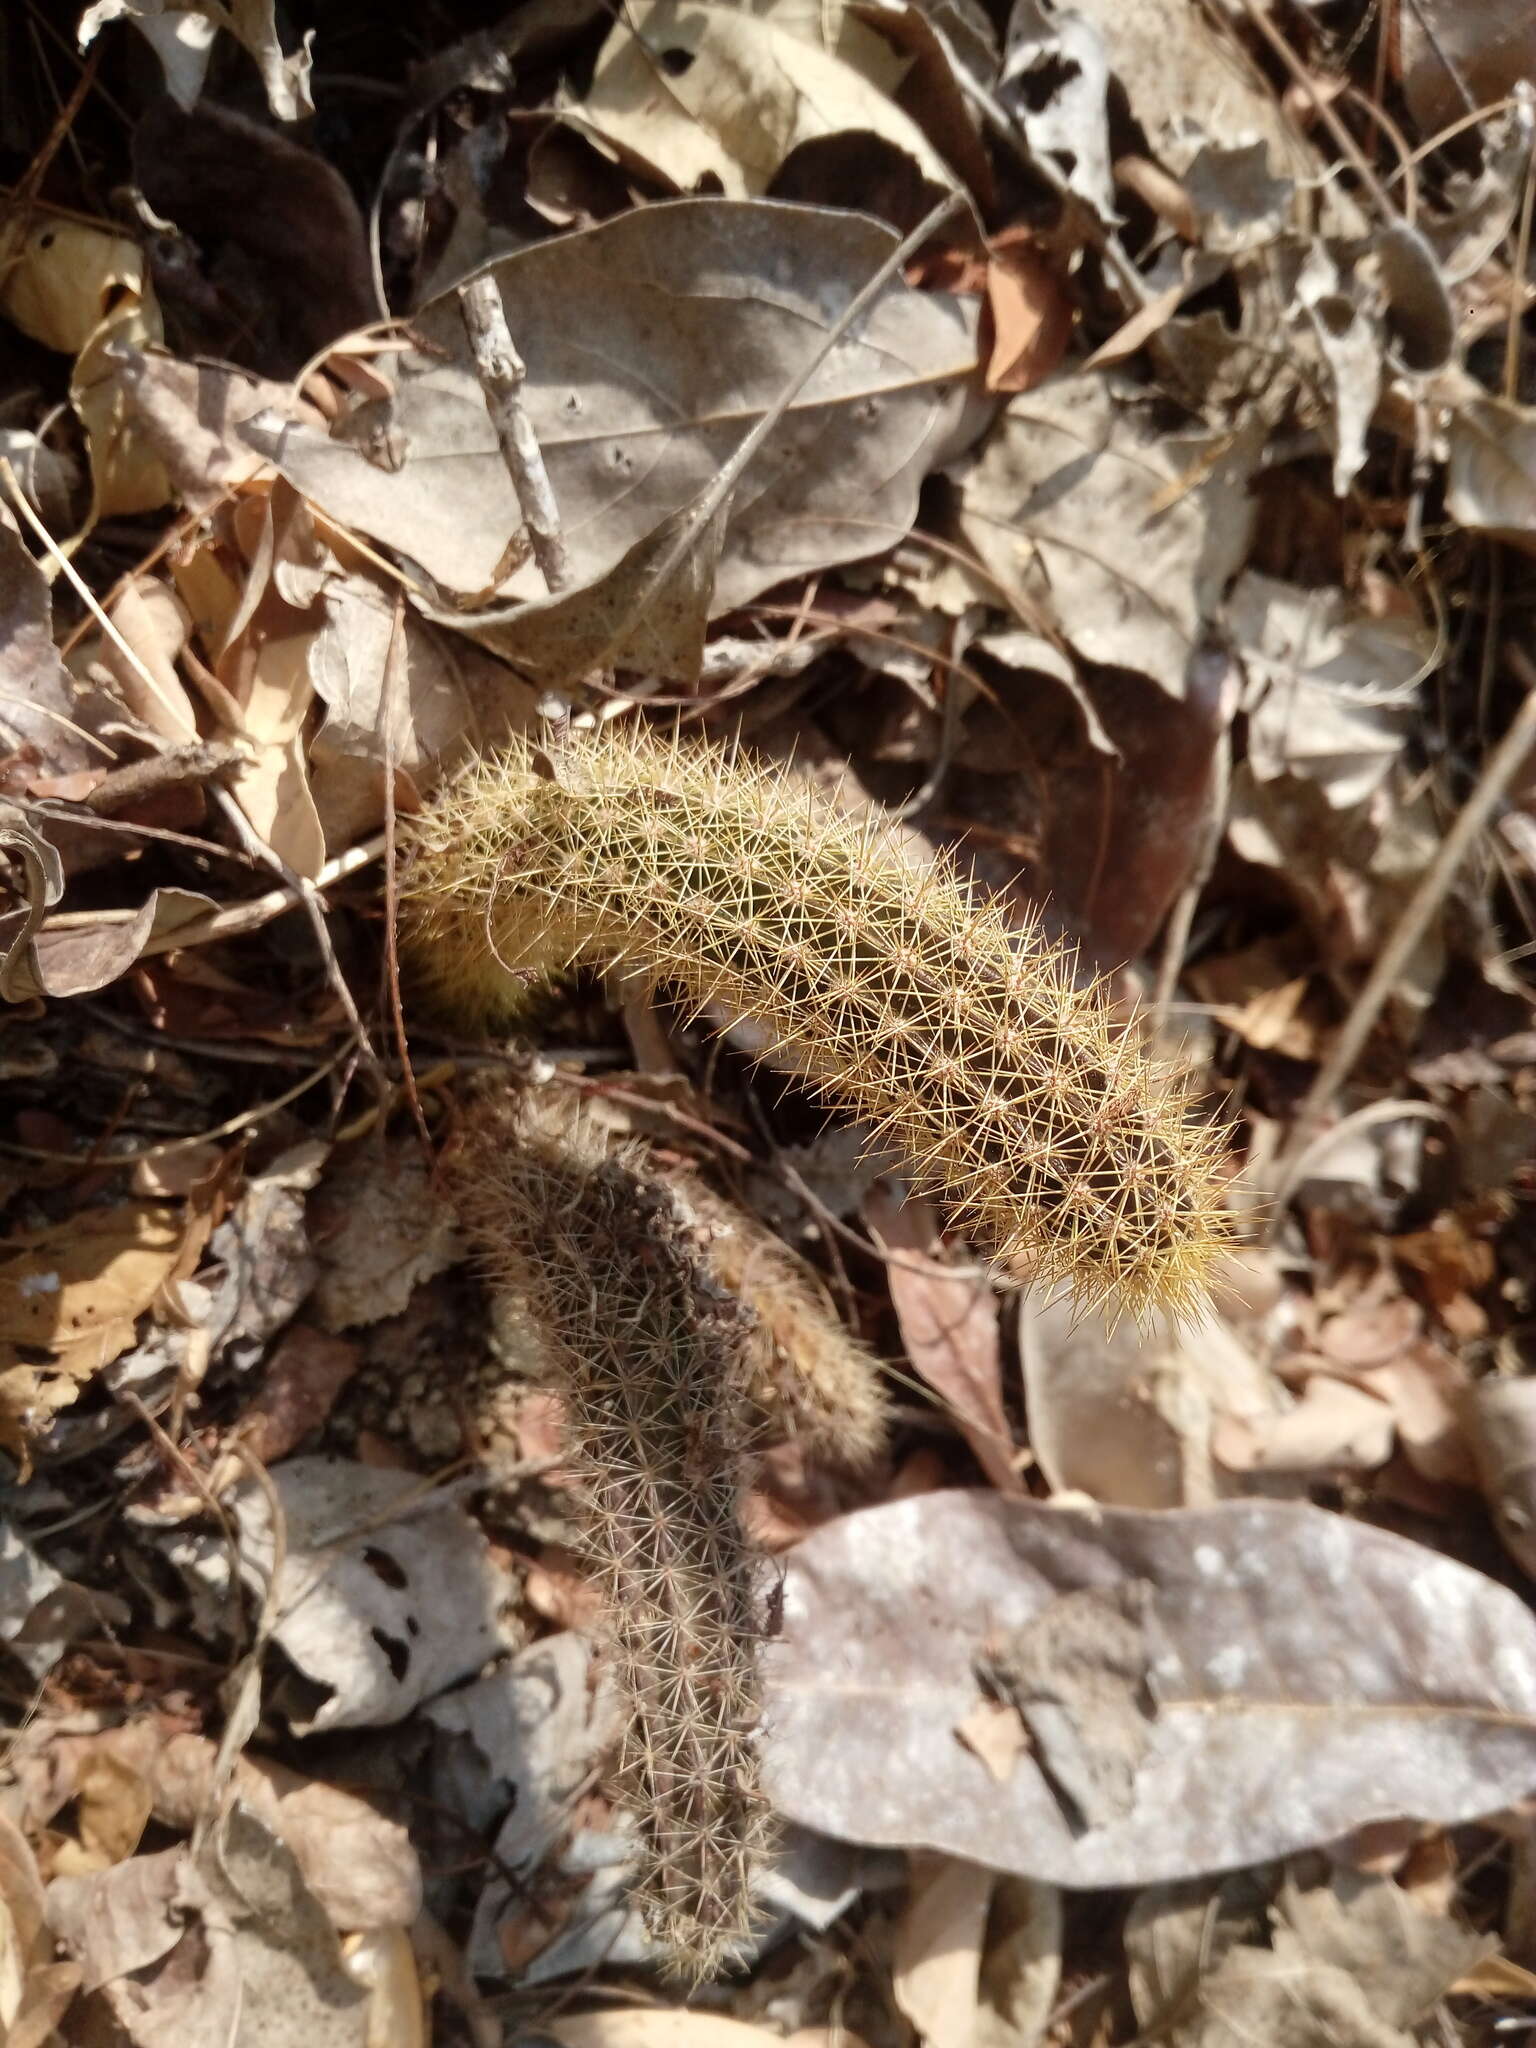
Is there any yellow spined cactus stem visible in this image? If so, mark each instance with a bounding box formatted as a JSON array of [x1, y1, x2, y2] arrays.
[[407, 724, 1231, 1322], [447, 1098, 773, 1982]]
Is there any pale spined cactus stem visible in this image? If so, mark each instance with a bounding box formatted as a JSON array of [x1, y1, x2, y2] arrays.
[[446, 1099, 772, 1981], [407, 723, 1231, 1321]]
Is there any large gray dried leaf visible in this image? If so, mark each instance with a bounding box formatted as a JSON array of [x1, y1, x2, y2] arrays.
[[234, 1458, 515, 1732], [244, 200, 977, 676], [759, 1491, 1536, 1887], [952, 370, 1258, 698]]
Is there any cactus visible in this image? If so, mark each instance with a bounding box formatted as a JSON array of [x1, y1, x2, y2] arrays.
[[406, 723, 1230, 1320], [447, 1096, 772, 1981], [671, 1170, 888, 1467]]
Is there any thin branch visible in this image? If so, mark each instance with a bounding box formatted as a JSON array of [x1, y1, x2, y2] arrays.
[[210, 785, 383, 1087], [380, 592, 432, 1158], [457, 270, 572, 596], [1280, 653, 1536, 1170]]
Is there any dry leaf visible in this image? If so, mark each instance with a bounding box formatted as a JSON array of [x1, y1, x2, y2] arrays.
[[892, 1853, 996, 2048], [0, 1202, 192, 1355], [98, 578, 199, 744], [1212, 1375, 1396, 1478], [0, 1809, 79, 2047], [983, 235, 1074, 393], [1468, 1377, 1536, 1582], [954, 369, 1259, 699], [46, 1807, 368, 2048], [976, 1876, 1061, 2048], [46, 1724, 420, 1932], [864, 1186, 1021, 1494], [998, 1, 1114, 219], [760, 1490, 1536, 1886], [0, 510, 100, 782], [246, 199, 977, 673], [0, 886, 218, 1002], [1447, 395, 1536, 552], [235, 1325, 360, 1465], [572, 0, 961, 201], [1229, 571, 1427, 809], [0, 211, 160, 359], [1019, 1294, 1281, 1509], [308, 1144, 462, 1331], [79, 0, 315, 122], [955, 1699, 1030, 1785], [232, 1457, 516, 1733], [549, 2015, 867, 2048], [0, 205, 171, 519]]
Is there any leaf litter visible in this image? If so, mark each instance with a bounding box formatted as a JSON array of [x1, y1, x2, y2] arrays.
[[2, 0, 1536, 2038]]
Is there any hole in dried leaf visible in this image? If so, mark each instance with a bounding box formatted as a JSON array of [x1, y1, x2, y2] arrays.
[[370, 1624, 411, 1682], [361, 1543, 408, 1589]]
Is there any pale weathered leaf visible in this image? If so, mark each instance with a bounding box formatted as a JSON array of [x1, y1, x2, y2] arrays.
[[998, 1, 1114, 219], [571, 0, 960, 201], [976, 1876, 1061, 2048], [1228, 572, 1427, 809], [864, 1186, 1021, 1494], [1292, 241, 1381, 498], [47, 1808, 368, 2048], [1447, 394, 1536, 552], [244, 200, 977, 673], [953, 370, 1258, 699], [1126, 1866, 1489, 2048], [0, 1809, 78, 2044], [1020, 1294, 1281, 1509], [0, 514, 99, 780], [79, 0, 314, 121], [233, 1458, 516, 1733], [760, 1491, 1536, 1886], [1468, 1376, 1536, 1582], [549, 2015, 868, 2048], [308, 1144, 462, 1332], [892, 1854, 996, 2048]]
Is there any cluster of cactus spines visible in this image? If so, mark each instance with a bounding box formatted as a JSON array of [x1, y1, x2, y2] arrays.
[[671, 1171, 889, 1467], [406, 723, 1231, 1320], [445, 1096, 773, 1981]]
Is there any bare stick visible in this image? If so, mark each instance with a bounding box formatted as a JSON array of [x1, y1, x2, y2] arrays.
[[457, 271, 572, 596], [210, 786, 384, 1088], [379, 593, 432, 1157], [1279, 654, 1536, 1171]]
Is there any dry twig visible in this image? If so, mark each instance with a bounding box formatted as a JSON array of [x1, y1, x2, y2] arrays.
[[457, 270, 572, 596]]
